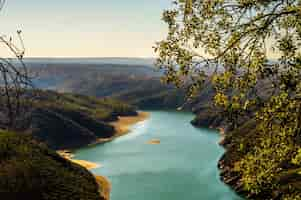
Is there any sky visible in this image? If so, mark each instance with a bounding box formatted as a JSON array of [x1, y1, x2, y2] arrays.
[[0, 0, 172, 58]]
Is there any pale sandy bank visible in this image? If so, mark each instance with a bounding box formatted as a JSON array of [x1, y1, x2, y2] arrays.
[[57, 150, 101, 170], [71, 159, 101, 170], [110, 111, 150, 136], [95, 175, 111, 200]]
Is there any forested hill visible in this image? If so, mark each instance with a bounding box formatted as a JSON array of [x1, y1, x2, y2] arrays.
[[28, 62, 186, 109], [0, 131, 104, 200], [15, 90, 137, 150]]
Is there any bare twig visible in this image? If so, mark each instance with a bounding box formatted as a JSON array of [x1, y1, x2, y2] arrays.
[[0, 1, 33, 130]]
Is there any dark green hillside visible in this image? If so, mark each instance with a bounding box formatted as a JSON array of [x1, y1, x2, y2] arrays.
[[33, 90, 137, 121], [111, 80, 186, 109], [0, 131, 104, 200], [24, 90, 137, 149]]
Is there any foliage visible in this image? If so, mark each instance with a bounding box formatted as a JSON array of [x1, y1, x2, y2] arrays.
[[292, 149, 301, 165], [0, 131, 104, 200], [156, 0, 301, 198]]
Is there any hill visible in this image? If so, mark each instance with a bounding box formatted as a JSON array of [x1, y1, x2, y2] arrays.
[[0, 131, 104, 200], [15, 90, 137, 150], [28, 62, 186, 109]]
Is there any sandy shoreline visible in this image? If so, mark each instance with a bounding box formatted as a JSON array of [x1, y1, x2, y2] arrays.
[[57, 150, 101, 170], [58, 111, 150, 200], [95, 175, 111, 200], [88, 111, 150, 146], [110, 111, 150, 136]]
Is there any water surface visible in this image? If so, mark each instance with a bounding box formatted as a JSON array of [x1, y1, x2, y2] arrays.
[[74, 111, 241, 200]]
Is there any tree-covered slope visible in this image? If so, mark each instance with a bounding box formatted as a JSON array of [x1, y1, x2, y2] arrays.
[[29, 63, 186, 109], [217, 119, 301, 200], [0, 131, 104, 200], [19, 90, 137, 150]]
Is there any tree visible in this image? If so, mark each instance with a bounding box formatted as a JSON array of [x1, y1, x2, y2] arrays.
[[0, 0, 32, 130], [156, 0, 301, 198]]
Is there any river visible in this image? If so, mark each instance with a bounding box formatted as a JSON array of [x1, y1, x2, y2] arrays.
[[74, 111, 242, 200]]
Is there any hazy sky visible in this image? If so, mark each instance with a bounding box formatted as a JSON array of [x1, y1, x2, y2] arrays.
[[0, 0, 172, 58]]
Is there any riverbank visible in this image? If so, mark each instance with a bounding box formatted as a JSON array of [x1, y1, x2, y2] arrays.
[[74, 110, 241, 199], [110, 111, 150, 136], [57, 150, 101, 170], [58, 112, 150, 166], [58, 111, 150, 200], [58, 151, 110, 200], [88, 111, 150, 145], [95, 176, 112, 200]]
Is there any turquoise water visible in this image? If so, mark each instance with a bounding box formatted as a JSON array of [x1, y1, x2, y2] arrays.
[[74, 111, 242, 200]]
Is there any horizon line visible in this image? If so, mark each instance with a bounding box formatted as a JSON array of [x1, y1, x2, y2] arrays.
[[21, 56, 157, 59]]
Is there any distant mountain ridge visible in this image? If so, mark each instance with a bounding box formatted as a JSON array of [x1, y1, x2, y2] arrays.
[[28, 62, 186, 109], [21, 57, 156, 66]]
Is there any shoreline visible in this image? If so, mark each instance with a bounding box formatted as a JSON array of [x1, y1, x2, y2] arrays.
[[57, 150, 101, 170], [58, 111, 150, 200], [88, 111, 150, 146], [95, 175, 111, 200], [58, 111, 150, 164], [110, 111, 150, 136]]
